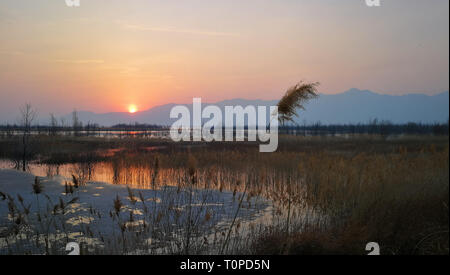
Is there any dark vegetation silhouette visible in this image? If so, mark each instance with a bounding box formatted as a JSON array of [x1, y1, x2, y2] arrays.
[[18, 104, 36, 171], [276, 82, 319, 125]]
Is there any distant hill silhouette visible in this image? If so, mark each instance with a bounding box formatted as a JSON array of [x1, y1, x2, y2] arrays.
[[53, 89, 450, 126]]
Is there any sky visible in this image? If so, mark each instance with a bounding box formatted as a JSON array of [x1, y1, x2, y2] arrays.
[[0, 0, 448, 120]]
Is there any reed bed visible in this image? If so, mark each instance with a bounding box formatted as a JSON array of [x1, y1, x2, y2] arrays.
[[0, 135, 448, 254]]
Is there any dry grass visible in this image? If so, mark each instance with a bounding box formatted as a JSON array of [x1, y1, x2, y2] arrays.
[[250, 141, 449, 255], [0, 135, 448, 254]]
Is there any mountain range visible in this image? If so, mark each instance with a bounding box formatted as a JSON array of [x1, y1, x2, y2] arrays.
[[48, 88, 450, 126]]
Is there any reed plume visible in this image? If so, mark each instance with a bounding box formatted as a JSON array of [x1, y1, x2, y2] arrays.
[[32, 176, 43, 194], [276, 81, 319, 125]]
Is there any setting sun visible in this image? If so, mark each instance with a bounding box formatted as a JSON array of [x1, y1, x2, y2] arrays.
[[128, 104, 138, 113]]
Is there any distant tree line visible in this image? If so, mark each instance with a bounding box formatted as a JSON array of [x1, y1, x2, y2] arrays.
[[278, 119, 449, 136], [0, 120, 448, 138], [0, 123, 167, 137], [0, 103, 448, 139]]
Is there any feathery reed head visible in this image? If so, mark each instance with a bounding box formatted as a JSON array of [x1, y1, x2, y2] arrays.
[[72, 175, 79, 188], [32, 176, 43, 194], [113, 195, 123, 215], [277, 81, 319, 124]]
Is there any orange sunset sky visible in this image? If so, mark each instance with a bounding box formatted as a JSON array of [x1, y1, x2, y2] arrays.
[[0, 0, 448, 119]]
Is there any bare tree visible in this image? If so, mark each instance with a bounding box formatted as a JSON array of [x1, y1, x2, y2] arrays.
[[60, 117, 66, 128], [50, 113, 58, 136], [72, 109, 82, 136], [19, 103, 36, 171]]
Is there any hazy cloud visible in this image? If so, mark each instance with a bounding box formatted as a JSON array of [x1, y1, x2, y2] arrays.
[[119, 22, 238, 37], [0, 50, 24, 56], [53, 59, 105, 64]]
